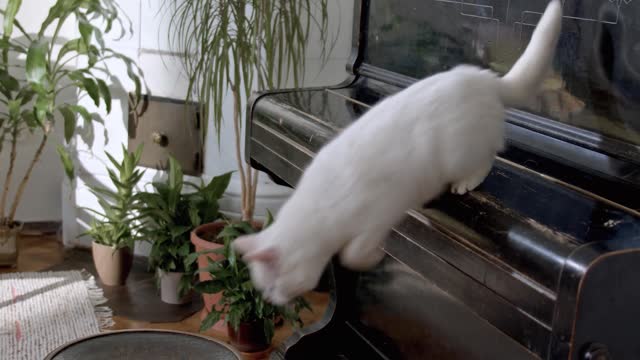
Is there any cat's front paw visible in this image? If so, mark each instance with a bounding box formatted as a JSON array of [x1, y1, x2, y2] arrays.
[[451, 174, 486, 195]]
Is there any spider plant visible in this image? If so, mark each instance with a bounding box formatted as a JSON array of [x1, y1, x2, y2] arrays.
[[165, 0, 330, 221]]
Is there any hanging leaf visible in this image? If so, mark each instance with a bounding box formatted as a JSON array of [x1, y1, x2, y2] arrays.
[[79, 20, 93, 47], [68, 105, 92, 124], [3, 0, 23, 37], [56, 145, 75, 180], [59, 105, 76, 143], [97, 79, 112, 113], [26, 40, 48, 85]]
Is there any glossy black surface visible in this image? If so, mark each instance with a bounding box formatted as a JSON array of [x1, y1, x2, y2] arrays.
[[365, 0, 640, 146], [247, 1, 640, 359]]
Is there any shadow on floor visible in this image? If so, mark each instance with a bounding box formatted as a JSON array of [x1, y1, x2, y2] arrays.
[[46, 249, 203, 323]]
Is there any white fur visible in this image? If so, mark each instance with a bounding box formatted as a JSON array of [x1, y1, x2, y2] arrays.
[[234, 0, 563, 305]]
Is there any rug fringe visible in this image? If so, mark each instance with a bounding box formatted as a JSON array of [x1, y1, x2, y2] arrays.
[[80, 270, 115, 330]]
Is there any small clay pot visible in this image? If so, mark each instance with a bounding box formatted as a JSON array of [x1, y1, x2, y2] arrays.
[[159, 270, 193, 305], [91, 242, 133, 286], [227, 320, 271, 353]]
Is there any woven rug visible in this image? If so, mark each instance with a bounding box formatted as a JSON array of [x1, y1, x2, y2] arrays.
[[0, 270, 113, 360]]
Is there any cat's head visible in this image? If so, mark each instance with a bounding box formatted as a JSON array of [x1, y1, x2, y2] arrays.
[[232, 231, 288, 304], [233, 229, 322, 305]]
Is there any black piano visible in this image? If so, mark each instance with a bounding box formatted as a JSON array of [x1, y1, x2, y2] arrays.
[[246, 1, 640, 359]]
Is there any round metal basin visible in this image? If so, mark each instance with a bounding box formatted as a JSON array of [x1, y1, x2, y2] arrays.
[[45, 330, 242, 360]]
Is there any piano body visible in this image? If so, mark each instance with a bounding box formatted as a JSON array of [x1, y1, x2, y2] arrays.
[[246, 1, 640, 359]]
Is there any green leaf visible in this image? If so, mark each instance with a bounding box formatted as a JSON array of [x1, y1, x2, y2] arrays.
[[97, 79, 112, 113], [217, 226, 241, 240], [79, 76, 100, 107], [68, 105, 92, 124], [199, 310, 221, 332], [3, 0, 23, 37], [26, 40, 48, 85], [56, 145, 74, 180], [184, 252, 199, 269], [204, 172, 232, 199], [195, 280, 224, 295], [79, 20, 93, 47], [0, 70, 20, 97], [34, 95, 49, 124], [169, 225, 191, 239], [264, 209, 274, 228], [178, 241, 191, 257], [59, 106, 76, 143], [58, 39, 89, 60]]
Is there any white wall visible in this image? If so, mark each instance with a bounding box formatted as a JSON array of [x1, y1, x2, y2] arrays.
[[37, 0, 356, 253]]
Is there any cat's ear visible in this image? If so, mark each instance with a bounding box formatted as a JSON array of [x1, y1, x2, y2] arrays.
[[233, 234, 279, 264]]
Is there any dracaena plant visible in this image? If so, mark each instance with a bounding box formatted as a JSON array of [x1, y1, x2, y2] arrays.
[[166, 0, 330, 222], [0, 0, 143, 229], [191, 212, 311, 340], [139, 157, 232, 274], [83, 144, 145, 249]]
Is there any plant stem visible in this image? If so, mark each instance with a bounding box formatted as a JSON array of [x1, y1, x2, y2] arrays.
[[8, 133, 49, 223], [0, 132, 18, 226], [232, 85, 249, 221]]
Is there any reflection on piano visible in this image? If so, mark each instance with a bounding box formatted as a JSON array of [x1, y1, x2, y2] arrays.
[[246, 1, 640, 359]]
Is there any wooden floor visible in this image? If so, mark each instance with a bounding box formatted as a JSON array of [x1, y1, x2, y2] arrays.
[[1, 235, 330, 359]]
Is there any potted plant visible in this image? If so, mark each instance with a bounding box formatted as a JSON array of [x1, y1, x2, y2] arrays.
[[139, 157, 231, 304], [190, 214, 262, 330], [193, 214, 310, 354], [0, 0, 143, 266], [84, 144, 145, 286]]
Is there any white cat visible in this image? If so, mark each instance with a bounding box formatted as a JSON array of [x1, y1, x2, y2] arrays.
[[234, 0, 563, 305]]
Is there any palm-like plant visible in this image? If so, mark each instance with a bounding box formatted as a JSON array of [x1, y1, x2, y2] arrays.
[[84, 144, 145, 250], [0, 0, 143, 230], [166, 0, 330, 221]]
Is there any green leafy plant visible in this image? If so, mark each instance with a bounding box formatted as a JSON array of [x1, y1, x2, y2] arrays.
[[0, 0, 144, 229], [83, 144, 145, 249], [191, 213, 311, 342], [166, 0, 330, 221], [139, 157, 232, 274]]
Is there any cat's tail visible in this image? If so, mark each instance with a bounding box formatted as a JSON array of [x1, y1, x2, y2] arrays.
[[499, 0, 563, 108]]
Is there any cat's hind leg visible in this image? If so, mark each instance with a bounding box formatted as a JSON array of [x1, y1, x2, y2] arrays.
[[339, 231, 386, 271]]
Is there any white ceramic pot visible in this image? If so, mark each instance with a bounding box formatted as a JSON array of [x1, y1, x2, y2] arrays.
[[159, 270, 193, 305]]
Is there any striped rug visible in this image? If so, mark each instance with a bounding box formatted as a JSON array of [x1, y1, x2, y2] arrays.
[[0, 270, 113, 359]]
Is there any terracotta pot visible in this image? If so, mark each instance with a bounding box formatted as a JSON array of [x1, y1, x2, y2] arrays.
[[191, 220, 263, 332], [159, 270, 193, 305], [191, 221, 227, 331], [91, 242, 133, 286], [227, 320, 271, 353], [0, 222, 22, 267]]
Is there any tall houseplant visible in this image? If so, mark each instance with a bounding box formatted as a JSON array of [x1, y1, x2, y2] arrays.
[[0, 0, 143, 266], [166, 0, 329, 221], [139, 157, 231, 304], [84, 144, 145, 286]]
